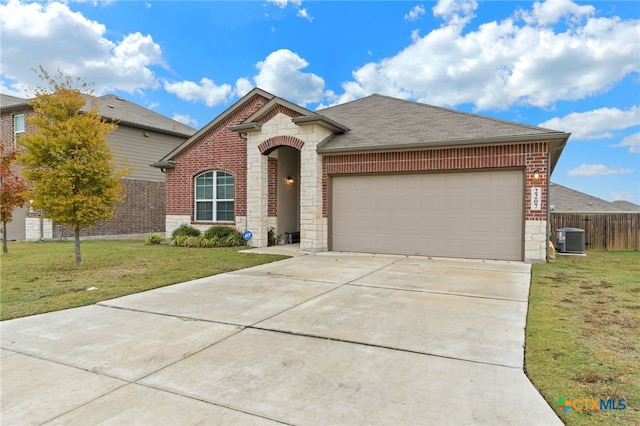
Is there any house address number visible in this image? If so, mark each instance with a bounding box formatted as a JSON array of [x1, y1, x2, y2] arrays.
[[530, 187, 541, 211]]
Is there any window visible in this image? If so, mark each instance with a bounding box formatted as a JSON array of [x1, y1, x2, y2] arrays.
[[14, 114, 25, 143], [195, 171, 234, 222]]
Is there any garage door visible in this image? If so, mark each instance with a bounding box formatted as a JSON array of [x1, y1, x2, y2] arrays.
[[331, 170, 523, 261]]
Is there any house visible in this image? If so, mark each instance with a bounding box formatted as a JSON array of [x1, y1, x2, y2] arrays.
[[153, 88, 571, 263], [549, 182, 640, 212], [0, 93, 196, 241]]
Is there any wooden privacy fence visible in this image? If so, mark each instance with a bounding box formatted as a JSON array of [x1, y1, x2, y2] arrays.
[[550, 212, 640, 251]]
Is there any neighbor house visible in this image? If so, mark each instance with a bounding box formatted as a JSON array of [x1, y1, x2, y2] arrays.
[[549, 182, 640, 212], [0, 93, 196, 241], [153, 88, 571, 263]]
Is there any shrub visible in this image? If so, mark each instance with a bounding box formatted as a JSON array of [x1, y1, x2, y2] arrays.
[[171, 224, 201, 238], [204, 225, 235, 240], [170, 228, 247, 248], [145, 234, 165, 245], [225, 233, 246, 247]]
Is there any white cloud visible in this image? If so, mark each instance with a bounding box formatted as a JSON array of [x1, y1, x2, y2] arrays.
[[234, 78, 254, 98], [538, 106, 640, 139], [405, 5, 426, 21], [0, 0, 163, 96], [172, 113, 198, 128], [520, 0, 595, 26], [329, 0, 640, 111], [612, 133, 640, 154], [567, 164, 634, 176], [297, 8, 313, 22], [267, 0, 309, 21], [253, 49, 325, 105], [163, 78, 232, 107], [268, 0, 301, 8], [432, 0, 477, 25]]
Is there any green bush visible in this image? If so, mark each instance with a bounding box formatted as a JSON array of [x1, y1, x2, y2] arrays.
[[225, 233, 246, 247], [171, 224, 201, 238], [170, 228, 247, 248], [145, 234, 166, 245], [204, 225, 235, 240]]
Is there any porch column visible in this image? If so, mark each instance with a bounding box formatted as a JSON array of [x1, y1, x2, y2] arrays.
[[246, 147, 269, 247], [299, 143, 327, 252]]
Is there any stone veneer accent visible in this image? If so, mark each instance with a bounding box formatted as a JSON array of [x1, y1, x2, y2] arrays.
[[525, 220, 548, 263], [245, 113, 333, 251]]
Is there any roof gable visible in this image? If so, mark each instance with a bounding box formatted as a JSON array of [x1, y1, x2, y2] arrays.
[[228, 94, 349, 135], [156, 88, 275, 164]]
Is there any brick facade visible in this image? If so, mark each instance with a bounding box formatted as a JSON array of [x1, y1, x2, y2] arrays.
[[268, 157, 278, 217], [52, 179, 166, 238], [165, 95, 270, 223]]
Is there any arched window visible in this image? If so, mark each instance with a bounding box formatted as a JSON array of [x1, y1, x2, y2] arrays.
[[194, 171, 234, 222]]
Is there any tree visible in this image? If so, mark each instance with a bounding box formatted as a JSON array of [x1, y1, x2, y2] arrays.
[[18, 68, 130, 265], [0, 139, 29, 254]]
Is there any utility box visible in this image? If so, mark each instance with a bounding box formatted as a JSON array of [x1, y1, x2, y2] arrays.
[[556, 228, 585, 253]]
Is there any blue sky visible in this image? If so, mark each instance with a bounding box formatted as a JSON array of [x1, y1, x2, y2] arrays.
[[1, 0, 638, 203]]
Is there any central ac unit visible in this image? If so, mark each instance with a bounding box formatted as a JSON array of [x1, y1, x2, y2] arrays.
[[556, 228, 585, 253]]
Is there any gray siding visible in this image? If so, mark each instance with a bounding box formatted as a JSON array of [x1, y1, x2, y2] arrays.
[[108, 125, 186, 182]]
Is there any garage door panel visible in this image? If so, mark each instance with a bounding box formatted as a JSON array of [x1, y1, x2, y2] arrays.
[[331, 171, 523, 261]]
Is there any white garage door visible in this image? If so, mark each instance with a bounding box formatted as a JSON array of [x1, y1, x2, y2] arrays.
[[331, 170, 523, 261]]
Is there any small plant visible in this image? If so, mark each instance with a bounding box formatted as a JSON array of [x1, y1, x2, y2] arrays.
[[267, 227, 284, 246], [145, 234, 165, 245], [204, 225, 235, 240], [171, 224, 201, 239]]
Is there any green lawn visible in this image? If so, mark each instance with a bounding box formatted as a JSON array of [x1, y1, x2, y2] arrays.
[[0, 240, 288, 321], [527, 251, 640, 425]]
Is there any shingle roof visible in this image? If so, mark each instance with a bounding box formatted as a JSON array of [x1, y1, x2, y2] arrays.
[[549, 182, 639, 212], [0, 93, 196, 137], [317, 94, 569, 153], [90, 94, 196, 137], [0, 94, 28, 108]]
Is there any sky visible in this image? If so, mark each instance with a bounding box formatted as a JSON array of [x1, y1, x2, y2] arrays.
[[1, 0, 638, 203]]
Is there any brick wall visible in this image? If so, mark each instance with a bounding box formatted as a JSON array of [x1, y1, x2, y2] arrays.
[[165, 95, 270, 223], [53, 179, 166, 237], [268, 157, 278, 217], [322, 142, 549, 220]]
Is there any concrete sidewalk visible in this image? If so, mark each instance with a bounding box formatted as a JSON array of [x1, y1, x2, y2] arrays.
[[1, 252, 562, 425]]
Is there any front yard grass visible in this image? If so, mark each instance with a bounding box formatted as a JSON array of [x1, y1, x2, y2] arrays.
[[0, 240, 288, 321], [527, 251, 639, 425]]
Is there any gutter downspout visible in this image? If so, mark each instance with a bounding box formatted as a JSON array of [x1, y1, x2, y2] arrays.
[[546, 142, 567, 261]]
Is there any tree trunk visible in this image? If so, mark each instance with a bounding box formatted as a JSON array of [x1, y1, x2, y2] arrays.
[[2, 221, 7, 254], [74, 226, 83, 266]]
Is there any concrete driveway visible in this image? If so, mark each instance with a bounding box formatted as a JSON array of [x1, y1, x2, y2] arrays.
[[1, 250, 561, 425]]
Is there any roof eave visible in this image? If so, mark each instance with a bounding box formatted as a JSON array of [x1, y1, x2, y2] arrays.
[[317, 132, 571, 154], [150, 160, 176, 169], [292, 115, 350, 133], [228, 122, 262, 133]]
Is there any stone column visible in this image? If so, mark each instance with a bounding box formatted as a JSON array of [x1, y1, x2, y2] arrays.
[[246, 144, 268, 247]]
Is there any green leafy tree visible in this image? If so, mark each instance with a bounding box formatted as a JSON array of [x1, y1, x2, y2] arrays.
[[0, 139, 29, 253], [18, 68, 130, 265]]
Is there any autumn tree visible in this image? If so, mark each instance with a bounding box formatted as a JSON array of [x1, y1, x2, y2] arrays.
[[0, 139, 29, 253], [18, 68, 130, 265]]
